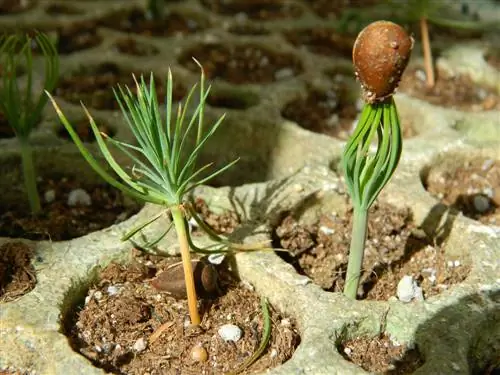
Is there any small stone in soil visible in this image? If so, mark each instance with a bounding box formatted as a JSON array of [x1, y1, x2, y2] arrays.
[[218, 324, 242, 342], [67, 188, 92, 206], [132, 337, 147, 353], [397, 275, 423, 303], [44, 189, 56, 203]]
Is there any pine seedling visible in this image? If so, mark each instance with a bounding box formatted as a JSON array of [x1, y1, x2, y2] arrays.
[[0, 31, 59, 214], [342, 21, 413, 299]]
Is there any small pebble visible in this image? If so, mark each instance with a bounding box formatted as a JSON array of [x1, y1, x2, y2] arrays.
[[191, 344, 208, 362], [132, 337, 147, 353], [218, 324, 242, 342], [319, 225, 334, 235], [67, 188, 92, 207], [397, 275, 423, 302], [208, 253, 225, 265], [106, 285, 120, 296], [44, 189, 56, 203]]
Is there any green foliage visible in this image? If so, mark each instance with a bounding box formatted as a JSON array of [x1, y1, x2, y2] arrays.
[[0, 31, 59, 214], [48, 62, 237, 208], [0, 31, 59, 140], [342, 99, 402, 211], [342, 99, 402, 299]]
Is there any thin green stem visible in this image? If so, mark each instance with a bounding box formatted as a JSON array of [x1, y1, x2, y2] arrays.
[[19, 138, 41, 214], [343, 208, 368, 299], [171, 205, 201, 325]]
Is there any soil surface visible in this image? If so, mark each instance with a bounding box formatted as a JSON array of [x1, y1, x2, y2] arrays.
[[113, 37, 159, 57], [424, 157, 500, 226], [0, 242, 36, 302], [65, 226, 299, 375], [284, 27, 355, 59], [0, 174, 140, 241], [281, 83, 417, 140], [200, 0, 303, 20], [99, 8, 209, 37], [339, 333, 423, 374], [0, 0, 36, 14], [273, 200, 469, 299], [399, 66, 500, 111], [179, 44, 302, 84], [55, 63, 186, 110]]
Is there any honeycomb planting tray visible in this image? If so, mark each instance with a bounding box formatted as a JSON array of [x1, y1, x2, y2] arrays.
[[0, 1, 499, 374]]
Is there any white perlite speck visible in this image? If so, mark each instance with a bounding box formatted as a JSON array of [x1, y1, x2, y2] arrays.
[[218, 324, 242, 342], [67, 188, 92, 207], [132, 337, 147, 352], [44, 189, 56, 203], [397, 275, 423, 303]]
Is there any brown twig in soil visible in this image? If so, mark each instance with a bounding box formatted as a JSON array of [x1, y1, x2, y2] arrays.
[[149, 321, 174, 344], [420, 16, 435, 88]]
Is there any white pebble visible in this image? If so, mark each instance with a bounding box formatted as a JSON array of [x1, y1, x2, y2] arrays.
[[218, 324, 242, 342], [319, 225, 334, 235], [270, 348, 278, 358], [44, 189, 56, 203], [397, 275, 423, 303], [132, 337, 147, 352], [67, 188, 92, 207], [208, 253, 225, 265], [344, 347, 352, 355], [106, 285, 120, 296], [93, 291, 103, 301]]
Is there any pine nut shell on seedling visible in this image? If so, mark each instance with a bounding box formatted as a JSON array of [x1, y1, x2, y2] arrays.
[[151, 259, 219, 299], [353, 20, 414, 103]]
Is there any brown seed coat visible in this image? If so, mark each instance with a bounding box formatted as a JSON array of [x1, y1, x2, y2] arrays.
[[151, 259, 218, 299], [353, 21, 414, 103]]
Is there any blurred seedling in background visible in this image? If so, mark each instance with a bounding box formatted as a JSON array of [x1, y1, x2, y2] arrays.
[[0, 31, 59, 214], [47, 61, 270, 328], [342, 21, 413, 299]]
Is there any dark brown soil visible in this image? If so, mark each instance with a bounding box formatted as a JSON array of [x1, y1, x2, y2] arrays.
[[306, 0, 381, 19], [0, 0, 36, 14], [226, 23, 271, 36], [99, 8, 209, 36], [56, 118, 115, 143], [206, 88, 259, 110], [192, 197, 240, 235], [284, 28, 355, 58], [282, 84, 358, 139], [26, 22, 102, 54], [273, 200, 469, 299], [339, 333, 423, 374], [399, 66, 500, 111], [0, 242, 36, 303], [56, 22, 102, 54], [0, 174, 141, 241], [55, 63, 186, 110], [282, 84, 416, 140], [114, 38, 159, 57], [179, 44, 302, 84], [45, 3, 83, 16], [64, 251, 299, 374], [424, 157, 500, 226], [200, 0, 303, 20], [0, 112, 16, 138]]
